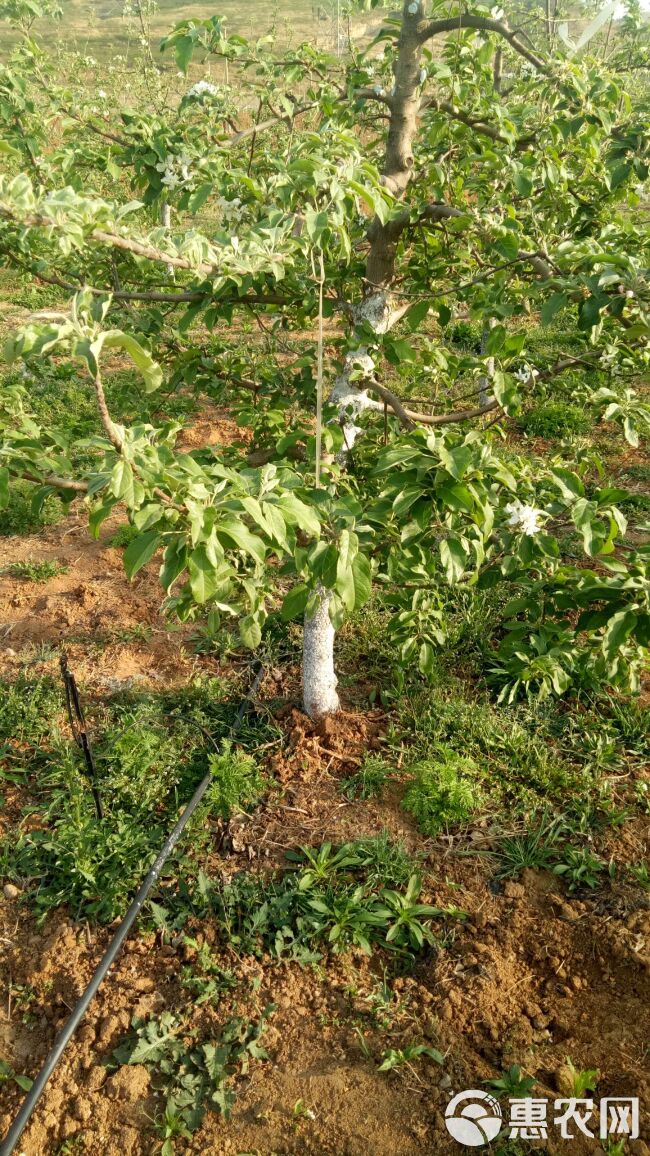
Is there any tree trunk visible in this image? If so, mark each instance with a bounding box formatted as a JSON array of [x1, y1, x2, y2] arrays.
[[301, 2, 424, 719], [303, 585, 340, 720]]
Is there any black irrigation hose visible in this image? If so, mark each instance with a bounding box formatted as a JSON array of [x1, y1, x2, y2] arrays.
[[0, 664, 266, 1156]]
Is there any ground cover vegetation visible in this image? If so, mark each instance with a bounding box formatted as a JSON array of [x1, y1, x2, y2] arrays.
[[0, 0, 648, 1152]]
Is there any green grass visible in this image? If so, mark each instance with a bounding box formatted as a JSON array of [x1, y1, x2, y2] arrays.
[[0, 480, 65, 536], [2, 559, 68, 582], [519, 401, 593, 439], [2, 0, 347, 66], [0, 674, 280, 921]]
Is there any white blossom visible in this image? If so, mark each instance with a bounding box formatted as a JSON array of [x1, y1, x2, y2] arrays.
[[514, 363, 539, 384], [216, 195, 245, 223], [505, 500, 545, 535], [407, 2, 420, 12], [155, 151, 195, 189], [187, 80, 220, 100], [98, 89, 107, 99]]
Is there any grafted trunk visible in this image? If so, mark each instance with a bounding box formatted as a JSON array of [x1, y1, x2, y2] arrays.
[[303, 585, 340, 720]]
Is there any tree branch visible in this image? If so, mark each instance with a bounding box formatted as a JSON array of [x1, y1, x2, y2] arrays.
[[417, 14, 548, 73], [92, 370, 123, 453], [8, 467, 88, 493]]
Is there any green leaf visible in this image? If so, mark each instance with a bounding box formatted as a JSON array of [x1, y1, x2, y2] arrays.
[[541, 293, 567, 325], [578, 296, 603, 331], [418, 641, 435, 677], [385, 337, 416, 365], [0, 467, 9, 509], [351, 552, 372, 608], [173, 34, 194, 73], [188, 544, 220, 603], [100, 331, 163, 393], [440, 537, 467, 583], [188, 183, 213, 213], [123, 530, 161, 578], [406, 300, 431, 331], [602, 608, 637, 660], [160, 539, 187, 592], [276, 494, 321, 537], [513, 170, 533, 197], [281, 583, 310, 621], [240, 614, 262, 649], [217, 520, 266, 565], [110, 459, 136, 504]]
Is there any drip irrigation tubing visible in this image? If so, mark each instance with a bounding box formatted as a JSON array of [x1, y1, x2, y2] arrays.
[[0, 663, 266, 1156]]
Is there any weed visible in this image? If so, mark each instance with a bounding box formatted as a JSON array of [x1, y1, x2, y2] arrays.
[[377, 1043, 444, 1073], [493, 812, 563, 878], [485, 1064, 536, 1098], [563, 1058, 599, 1098], [108, 523, 139, 548], [635, 781, 650, 814], [0, 676, 279, 921], [629, 861, 650, 890], [601, 696, 650, 760], [602, 1141, 628, 1156], [109, 624, 153, 643], [0, 480, 64, 536], [292, 1098, 316, 1129], [402, 748, 482, 835], [152, 841, 454, 964], [0, 1059, 33, 1092], [340, 754, 393, 800], [179, 938, 238, 1007], [2, 559, 68, 582], [363, 973, 399, 1030], [153, 1103, 194, 1155], [204, 740, 267, 820], [349, 832, 419, 889], [0, 676, 62, 754], [111, 1007, 274, 1138], [520, 401, 592, 439], [553, 846, 604, 891], [377, 872, 447, 951]]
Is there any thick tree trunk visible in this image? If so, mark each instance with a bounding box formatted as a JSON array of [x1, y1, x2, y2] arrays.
[[301, 3, 424, 720], [303, 585, 340, 720]]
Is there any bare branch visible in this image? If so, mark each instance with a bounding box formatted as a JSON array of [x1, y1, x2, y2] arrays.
[[368, 382, 416, 429], [9, 467, 88, 493], [92, 370, 123, 453], [356, 87, 394, 108]]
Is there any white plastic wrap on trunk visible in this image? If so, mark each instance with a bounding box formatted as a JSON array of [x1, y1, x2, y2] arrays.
[[302, 585, 340, 719]]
